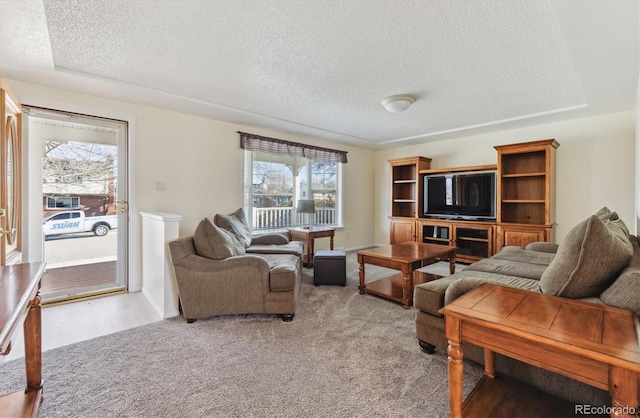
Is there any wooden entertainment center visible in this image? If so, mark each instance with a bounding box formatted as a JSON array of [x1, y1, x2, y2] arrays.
[[389, 139, 559, 263]]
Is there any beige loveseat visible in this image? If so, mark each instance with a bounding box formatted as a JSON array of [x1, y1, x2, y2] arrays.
[[414, 207, 639, 405], [169, 209, 303, 322]]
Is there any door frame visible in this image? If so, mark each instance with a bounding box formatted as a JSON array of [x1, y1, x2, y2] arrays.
[[20, 97, 141, 291], [1, 88, 23, 265]]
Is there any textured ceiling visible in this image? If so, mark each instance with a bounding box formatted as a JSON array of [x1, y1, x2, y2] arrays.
[[0, 0, 638, 149]]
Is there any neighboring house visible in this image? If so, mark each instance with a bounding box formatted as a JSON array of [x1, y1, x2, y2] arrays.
[[42, 157, 116, 218], [42, 168, 117, 218]]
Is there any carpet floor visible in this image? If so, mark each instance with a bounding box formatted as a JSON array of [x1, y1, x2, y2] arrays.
[[0, 254, 482, 417]]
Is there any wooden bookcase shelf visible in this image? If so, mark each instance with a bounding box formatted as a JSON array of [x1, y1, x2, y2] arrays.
[[495, 139, 559, 250], [389, 157, 431, 243]]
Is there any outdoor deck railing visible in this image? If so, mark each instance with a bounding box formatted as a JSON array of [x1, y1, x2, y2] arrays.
[[252, 207, 335, 230]]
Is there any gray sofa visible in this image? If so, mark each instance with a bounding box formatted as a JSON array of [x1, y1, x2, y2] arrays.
[[414, 207, 639, 405], [169, 209, 303, 322]]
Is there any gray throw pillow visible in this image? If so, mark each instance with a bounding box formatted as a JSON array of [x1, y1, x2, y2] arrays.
[[594, 206, 613, 221], [214, 208, 252, 248], [193, 218, 245, 260], [539, 215, 633, 298]]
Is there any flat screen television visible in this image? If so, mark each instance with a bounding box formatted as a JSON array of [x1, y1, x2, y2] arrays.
[[423, 170, 496, 220]]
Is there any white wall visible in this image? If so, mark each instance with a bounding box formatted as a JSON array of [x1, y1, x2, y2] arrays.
[[374, 110, 636, 246], [7, 79, 376, 287]]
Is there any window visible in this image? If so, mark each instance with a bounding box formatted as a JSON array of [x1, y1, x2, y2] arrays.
[[240, 132, 346, 231], [46, 196, 80, 209]]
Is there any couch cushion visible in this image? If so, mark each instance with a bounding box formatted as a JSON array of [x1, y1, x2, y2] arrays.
[[539, 215, 633, 298], [260, 254, 300, 292], [414, 275, 460, 317], [444, 271, 541, 306], [491, 246, 556, 266], [466, 257, 549, 281], [214, 208, 253, 248], [246, 241, 303, 257], [193, 218, 245, 260], [600, 235, 640, 315]]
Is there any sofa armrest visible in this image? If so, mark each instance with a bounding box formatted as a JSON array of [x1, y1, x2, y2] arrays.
[[251, 233, 289, 246], [170, 254, 272, 319], [171, 253, 270, 273], [524, 242, 559, 254]]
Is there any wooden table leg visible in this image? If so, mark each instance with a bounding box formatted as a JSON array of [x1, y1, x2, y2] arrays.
[[24, 296, 42, 392], [306, 235, 314, 267], [330, 233, 334, 250], [609, 367, 639, 418], [401, 267, 411, 309], [358, 258, 365, 294], [449, 250, 456, 275], [484, 349, 495, 378], [446, 316, 464, 418]]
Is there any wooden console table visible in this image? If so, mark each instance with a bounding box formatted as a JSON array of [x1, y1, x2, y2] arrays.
[[440, 284, 640, 418], [0, 262, 46, 418], [287, 226, 335, 268], [358, 242, 456, 309]]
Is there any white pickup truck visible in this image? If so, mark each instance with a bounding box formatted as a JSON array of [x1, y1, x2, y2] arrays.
[[43, 210, 118, 237]]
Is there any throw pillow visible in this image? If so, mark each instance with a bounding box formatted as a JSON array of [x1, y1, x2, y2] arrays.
[[214, 208, 253, 248], [539, 215, 633, 298], [594, 206, 613, 221], [193, 218, 245, 260], [607, 212, 630, 237]]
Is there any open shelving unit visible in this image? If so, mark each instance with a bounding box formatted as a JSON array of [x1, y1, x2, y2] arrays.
[[495, 139, 559, 250], [389, 157, 431, 243], [390, 157, 432, 218]]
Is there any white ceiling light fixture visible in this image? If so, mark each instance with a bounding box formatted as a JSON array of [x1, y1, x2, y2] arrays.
[[381, 94, 415, 113]]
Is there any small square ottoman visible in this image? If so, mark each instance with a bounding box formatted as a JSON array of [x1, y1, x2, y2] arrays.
[[313, 249, 346, 286]]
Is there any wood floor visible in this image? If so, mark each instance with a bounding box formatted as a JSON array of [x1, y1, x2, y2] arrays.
[[2, 292, 161, 363]]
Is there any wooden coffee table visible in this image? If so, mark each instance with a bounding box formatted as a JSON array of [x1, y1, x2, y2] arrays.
[[357, 242, 456, 309], [440, 284, 640, 418]]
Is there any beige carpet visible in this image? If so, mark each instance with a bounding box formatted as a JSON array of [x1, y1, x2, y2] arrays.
[[0, 253, 482, 417]]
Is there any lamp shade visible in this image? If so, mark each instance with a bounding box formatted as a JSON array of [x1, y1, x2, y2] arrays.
[[381, 95, 415, 113], [297, 199, 315, 213]]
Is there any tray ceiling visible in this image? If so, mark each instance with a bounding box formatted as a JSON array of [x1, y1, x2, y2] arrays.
[[0, 0, 638, 149]]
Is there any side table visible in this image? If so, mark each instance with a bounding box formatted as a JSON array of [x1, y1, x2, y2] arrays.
[[440, 284, 640, 418], [287, 226, 335, 268]]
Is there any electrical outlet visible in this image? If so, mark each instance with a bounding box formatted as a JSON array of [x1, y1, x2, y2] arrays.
[[155, 181, 166, 191]]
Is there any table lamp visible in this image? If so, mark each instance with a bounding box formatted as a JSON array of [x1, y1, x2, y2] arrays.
[[297, 199, 315, 229]]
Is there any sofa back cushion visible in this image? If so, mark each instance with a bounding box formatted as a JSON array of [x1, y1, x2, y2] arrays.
[[539, 215, 633, 298], [600, 235, 640, 315], [193, 218, 245, 260], [214, 208, 253, 248]]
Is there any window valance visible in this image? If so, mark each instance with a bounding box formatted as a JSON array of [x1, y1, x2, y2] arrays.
[[238, 131, 348, 164]]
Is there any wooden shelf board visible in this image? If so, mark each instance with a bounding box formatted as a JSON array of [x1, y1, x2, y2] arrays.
[[457, 237, 488, 243], [501, 200, 545, 204], [502, 172, 546, 178], [462, 375, 601, 418], [0, 388, 42, 418], [393, 199, 416, 203], [423, 237, 450, 243], [364, 273, 407, 305], [393, 179, 417, 184], [420, 164, 496, 175]]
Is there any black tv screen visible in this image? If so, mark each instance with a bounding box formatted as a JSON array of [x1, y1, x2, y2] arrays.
[[424, 171, 496, 220]]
